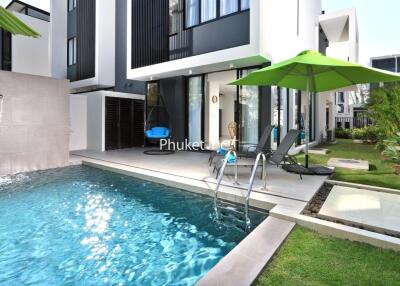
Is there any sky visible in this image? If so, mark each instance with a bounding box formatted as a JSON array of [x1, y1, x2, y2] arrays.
[[0, 0, 397, 65]]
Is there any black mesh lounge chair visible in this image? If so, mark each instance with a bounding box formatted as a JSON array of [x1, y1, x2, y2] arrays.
[[214, 129, 305, 179], [266, 129, 307, 179], [208, 125, 274, 166]]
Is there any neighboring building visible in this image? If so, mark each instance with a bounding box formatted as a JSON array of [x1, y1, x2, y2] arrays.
[[0, 0, 50, 77], [317, 8, 363, 132], [371, 54, 400, 88], [49, 0, 359, 152]]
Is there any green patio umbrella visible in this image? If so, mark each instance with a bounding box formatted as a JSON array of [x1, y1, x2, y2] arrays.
[[0, 6, 40, 37], [231, 50, 400, 168]]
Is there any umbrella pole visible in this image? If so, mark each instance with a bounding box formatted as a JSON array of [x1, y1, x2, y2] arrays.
[[305, 75, 310, 168]]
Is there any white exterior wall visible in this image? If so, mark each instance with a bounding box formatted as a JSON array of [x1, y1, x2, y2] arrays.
[[70, 94, 87, 151], [0, 71, 69, 175], [320, 8, 360, 131], [50, 0, 67, 79], [70, 91, 145, 152], [70, 0, 116, 90], [12, 13, 50, 77], [261, 0, 321, 63], [87, 94, 104, 151]]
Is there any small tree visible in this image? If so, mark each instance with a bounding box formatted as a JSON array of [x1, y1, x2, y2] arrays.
[[366, 87, 400, 139]]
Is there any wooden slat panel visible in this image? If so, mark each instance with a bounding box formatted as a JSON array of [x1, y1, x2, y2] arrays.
[[133, 100, 145, 146], [105, 97, 119, 150], [119, 98, 133, 148]]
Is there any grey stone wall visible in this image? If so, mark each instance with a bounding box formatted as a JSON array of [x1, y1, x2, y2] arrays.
[[0, 71, 69, 175]]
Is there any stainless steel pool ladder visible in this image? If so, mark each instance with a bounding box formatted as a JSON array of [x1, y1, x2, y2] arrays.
[[244, 152, 268, 231], [214, 150, 238, 218]]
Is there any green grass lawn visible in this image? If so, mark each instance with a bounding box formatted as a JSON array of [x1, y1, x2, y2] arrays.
[[295, 139, 400, 190], [258, 227, 400, 286]]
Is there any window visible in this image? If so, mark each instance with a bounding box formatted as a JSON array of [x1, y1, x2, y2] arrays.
[[68, 0, 76, 12], [241, 0, 250, 10], [201, 0, 217, 23], [186, 0, 199, 28], [186, 0, 248, 29], [68, 37, 76, 66], [337, 92, 344, 114], [169, 0, 179, 35], [146, 82, 159, 116], [188, 76, 204, 143], [220, 0, 238, 16]]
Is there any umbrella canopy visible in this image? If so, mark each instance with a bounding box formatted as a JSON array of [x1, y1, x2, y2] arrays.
[[0, 6, 40, 38], [232, 50, 400, 92], [231, 50, 400, 168]]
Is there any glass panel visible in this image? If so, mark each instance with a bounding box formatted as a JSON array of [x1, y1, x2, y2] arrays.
[[169, 0, 179, 35], [188, 76, 203, 143], [147, 82, 159, 115], [186, 0, 199, 28], [241, 0, 250, 10], [68, 0, 75, 11], [68, 39, 73, 66], [201, 0, 217, 22], [73, 38, 76, 65], [220, 0, 238, 16], [272, 87, 288, 148], [239, 68, 259, 146]]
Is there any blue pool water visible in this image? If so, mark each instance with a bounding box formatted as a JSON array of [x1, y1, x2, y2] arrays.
[[0, 166, 266, 286]]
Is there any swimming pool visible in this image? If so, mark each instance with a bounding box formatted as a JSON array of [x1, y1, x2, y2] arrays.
[[0, 166, 266, 285]]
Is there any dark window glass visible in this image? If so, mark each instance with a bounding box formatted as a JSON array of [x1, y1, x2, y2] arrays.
[[146, 82, 159, 115], [68, 37, 76, 66], [186, 0, 199, 28], [68, 0, 76, 12]]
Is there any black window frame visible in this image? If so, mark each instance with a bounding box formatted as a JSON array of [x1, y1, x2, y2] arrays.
[[67, 37, 77, 67], [184, 0, 249, 29]]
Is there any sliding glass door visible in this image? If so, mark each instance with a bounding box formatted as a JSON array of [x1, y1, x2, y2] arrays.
[[188, 76, 204, 143], [238, 68, 259, 147]]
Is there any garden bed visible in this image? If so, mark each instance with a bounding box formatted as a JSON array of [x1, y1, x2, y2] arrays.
[[302, 183, 400, 239]]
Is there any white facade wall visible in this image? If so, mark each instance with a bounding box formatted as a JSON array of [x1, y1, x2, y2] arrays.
[[320, 8, 360, 132], [50, 0, 67, 79], [12, 13, 50, 77], [69, 94, 87, 150], [0, 71, 69, 175], [70, 91, 145, 152]]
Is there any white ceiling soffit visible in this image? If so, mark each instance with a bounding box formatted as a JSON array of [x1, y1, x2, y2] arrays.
[[320, 16, 349, 43]]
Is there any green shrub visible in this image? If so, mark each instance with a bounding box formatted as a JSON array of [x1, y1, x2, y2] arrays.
[[366, 87, 400, 138], [382, 133, 400, 164], [350, 126, 383, 143], [351, 128, 364, 140], [335, 128, 352, 139]]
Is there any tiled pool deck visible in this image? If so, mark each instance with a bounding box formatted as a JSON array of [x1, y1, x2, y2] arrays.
[[70, 148, 400, 284]]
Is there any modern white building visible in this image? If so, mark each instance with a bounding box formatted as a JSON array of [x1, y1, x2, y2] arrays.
[[48, 0, 359, 152], [318, 8, 363, 131], [0, 0, 51, 77]]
